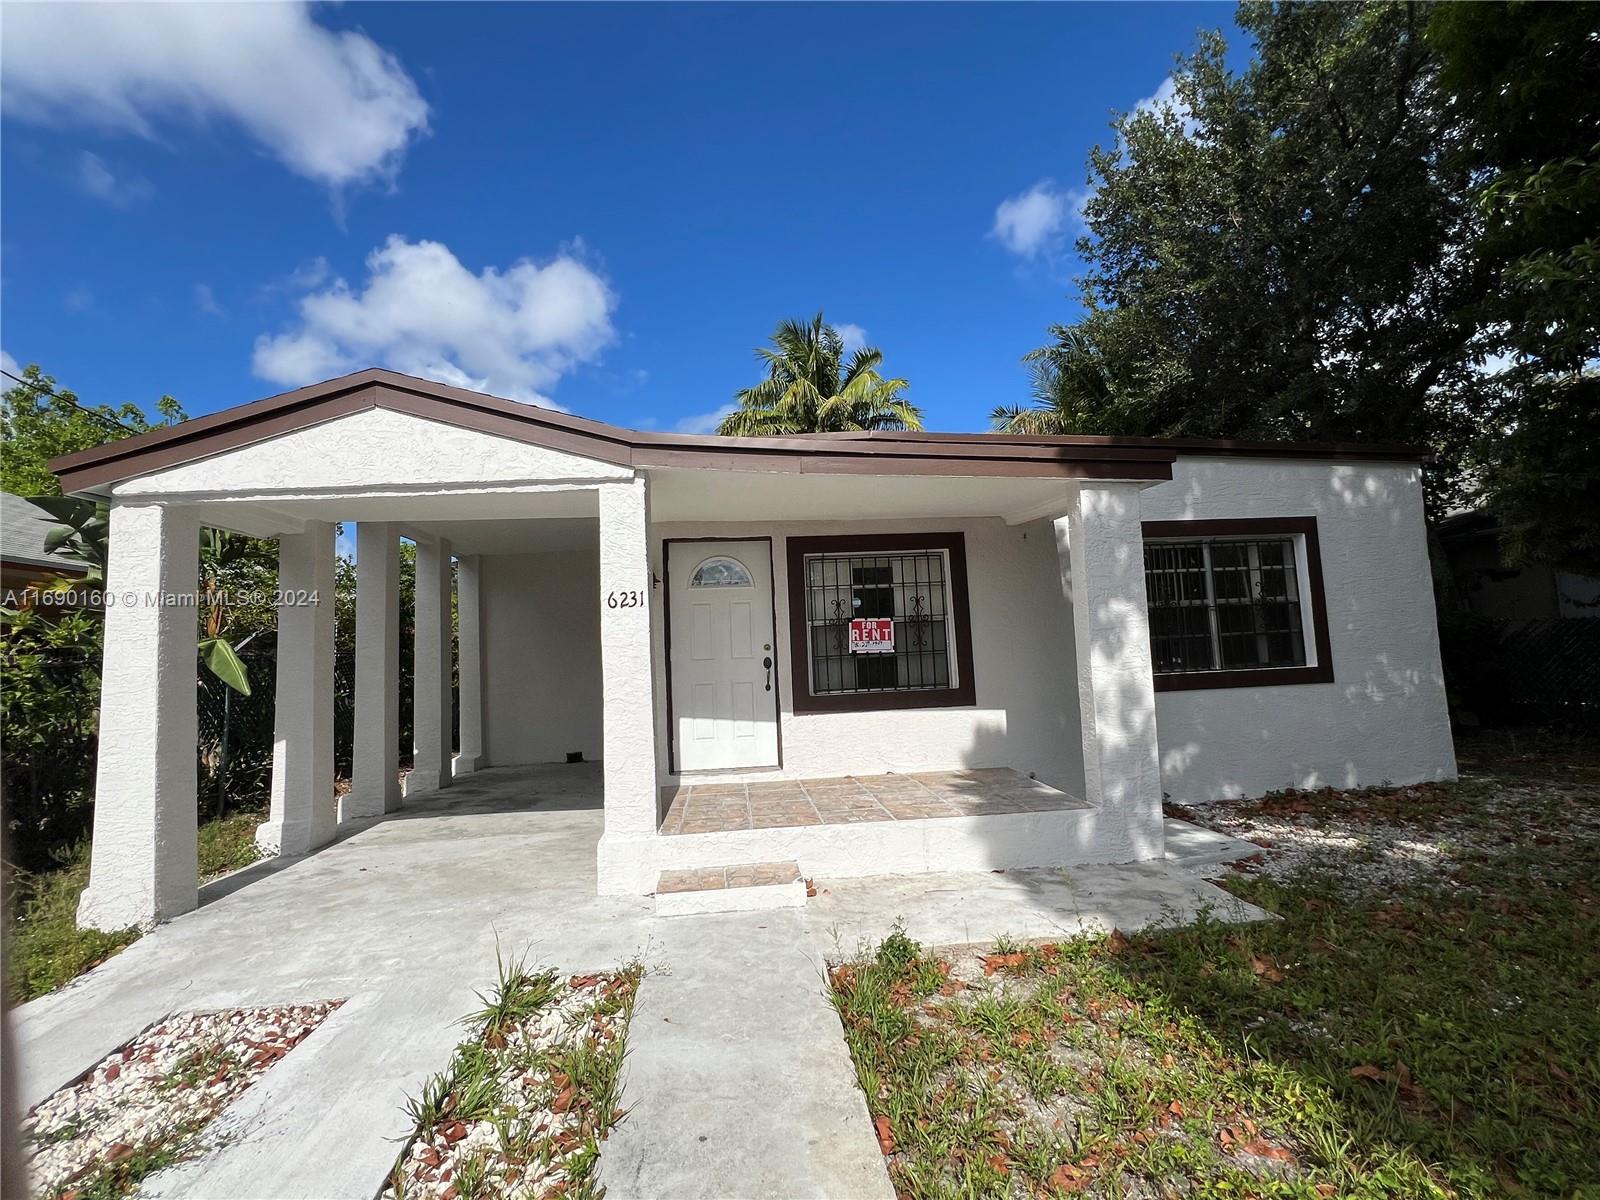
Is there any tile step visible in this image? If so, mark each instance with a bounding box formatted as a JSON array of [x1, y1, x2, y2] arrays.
[[654, 861, 807, 917]]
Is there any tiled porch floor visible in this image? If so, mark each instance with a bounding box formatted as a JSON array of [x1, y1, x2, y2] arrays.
[[660, 767, 1089, 835]]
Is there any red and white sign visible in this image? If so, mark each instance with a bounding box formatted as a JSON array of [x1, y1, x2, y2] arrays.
[[848, 617, 895, 654]]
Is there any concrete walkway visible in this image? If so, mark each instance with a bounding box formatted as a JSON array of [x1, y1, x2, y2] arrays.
[[10, 764, 1264, 1199]]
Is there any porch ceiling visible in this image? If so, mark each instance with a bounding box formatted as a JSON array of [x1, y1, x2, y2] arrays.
[[647, 467, 1079, 525], [404, 516, 595, 555], [183, 488, 598, 542]]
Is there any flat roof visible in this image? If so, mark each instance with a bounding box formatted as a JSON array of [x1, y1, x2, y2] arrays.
[[51, 367, 1422, 494]]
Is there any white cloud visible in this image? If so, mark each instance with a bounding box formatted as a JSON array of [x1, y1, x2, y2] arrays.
[[194, 284, 225, 317], [75, 151, 153, 207], [835, 323, 869, 355], [1, 350, 20, 380], [253, 236, 617, 408], [1134, 74, 1199, 136], [64, 288, 94, 312], [288, 257, 332, 290], [675, 404, 736, 435], [2, 3, 428, 191], [991, 180, 1086, 260]]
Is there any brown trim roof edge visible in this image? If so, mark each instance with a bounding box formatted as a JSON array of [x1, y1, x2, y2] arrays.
[[49, 367, 1419, 493]]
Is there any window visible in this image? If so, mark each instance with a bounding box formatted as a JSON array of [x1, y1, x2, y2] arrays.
[[1141, 517, 1334, 691], [689, 556, 752, 588], [785, 533, 976, 712]]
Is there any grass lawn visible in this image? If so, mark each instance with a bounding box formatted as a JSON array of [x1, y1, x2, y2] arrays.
[[830, 735, 1599, 1199], [5, 806, 266, 1004]]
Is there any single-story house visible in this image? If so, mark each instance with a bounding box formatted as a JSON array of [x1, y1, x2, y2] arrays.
[[52, 369, 1457, 930]]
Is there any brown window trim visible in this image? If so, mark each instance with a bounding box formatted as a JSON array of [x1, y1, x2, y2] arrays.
[[786, 532, 977, 714], [1141, 516, 1334, 692]]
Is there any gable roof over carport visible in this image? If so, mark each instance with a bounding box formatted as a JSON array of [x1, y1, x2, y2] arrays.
[[49, 367, 1419, 495]]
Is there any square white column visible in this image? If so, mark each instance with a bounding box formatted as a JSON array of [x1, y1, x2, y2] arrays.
[[78, 503, 201, 931], [258, 521, 337, 856], [407, 536, 454, 794], [1056, 482, 1164, 860], [596, 479, 659, 875], [344, 522, 401, 820], [455, 554, 486, 774]]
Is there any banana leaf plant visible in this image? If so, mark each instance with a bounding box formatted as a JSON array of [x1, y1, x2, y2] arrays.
[[27, 497, 253, 696]]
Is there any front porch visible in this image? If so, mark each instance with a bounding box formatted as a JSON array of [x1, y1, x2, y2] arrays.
[[660, 768, 1089, 833], [56, 370, 1173, 931]]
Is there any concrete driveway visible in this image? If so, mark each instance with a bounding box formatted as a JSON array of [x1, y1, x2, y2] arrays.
[[9, 763, 1262, 1199]]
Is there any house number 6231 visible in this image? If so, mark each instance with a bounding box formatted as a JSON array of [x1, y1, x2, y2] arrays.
[[606, 589, 645, 609]]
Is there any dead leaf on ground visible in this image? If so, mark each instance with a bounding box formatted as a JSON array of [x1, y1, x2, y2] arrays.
[[1242, 1139, 1298, 1164], [1049, 1163, 1090, 1193], [981, 952, 1026, 975], [1250, 955, 1285, 983], [874, 1115, 896, 1155]]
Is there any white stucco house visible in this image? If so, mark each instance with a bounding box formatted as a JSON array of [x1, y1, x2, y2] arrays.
[[53, 369, 1457, 930]]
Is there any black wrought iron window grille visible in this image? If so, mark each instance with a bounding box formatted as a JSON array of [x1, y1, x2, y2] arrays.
[[804, 551, 954, 694], [1144, 536, 1308, 674]]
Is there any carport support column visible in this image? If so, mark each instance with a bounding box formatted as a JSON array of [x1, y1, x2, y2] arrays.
[[345, 522, 401, 819], [259, 521, 337, 856], [455, 554, 486, 774], [78, 503, 200, 931], [408, 536, 454, 794], [1057, 482, 1164, 859], [597, 479, 658, 862]]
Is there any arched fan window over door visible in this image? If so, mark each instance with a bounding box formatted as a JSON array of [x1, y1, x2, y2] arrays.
[[689, 556, 753, 588]]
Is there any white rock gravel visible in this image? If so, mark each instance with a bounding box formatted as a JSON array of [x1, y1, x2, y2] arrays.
[[383, 971, 636, 1200], [23, 1000, 342, 1198], [1175, 772, 1600, 898]]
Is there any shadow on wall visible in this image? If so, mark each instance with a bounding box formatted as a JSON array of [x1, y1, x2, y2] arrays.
[[1152, 460, 1456, 803]]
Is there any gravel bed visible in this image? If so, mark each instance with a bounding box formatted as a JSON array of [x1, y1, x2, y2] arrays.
[[24, 1000, 342, 1198], [384, 969, 638, 1200], [1171, 770, 1600, 898]]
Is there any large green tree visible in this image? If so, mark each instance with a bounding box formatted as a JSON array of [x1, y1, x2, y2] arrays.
[[1428, 1, 1600, 570], [719, 313, 922, 435], [2, 364, 185, 497], [999, 2, 1491, 516]]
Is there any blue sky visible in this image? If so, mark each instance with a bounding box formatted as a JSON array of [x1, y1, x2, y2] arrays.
[[1, 2, 1236, 435]]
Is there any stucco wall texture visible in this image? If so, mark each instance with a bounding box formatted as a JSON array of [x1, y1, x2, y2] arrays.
[[481, 548, 604, 766], [463, 457, 1456, 807], [649, 516, 1090, 797], [1142, 458, 1457, 801]]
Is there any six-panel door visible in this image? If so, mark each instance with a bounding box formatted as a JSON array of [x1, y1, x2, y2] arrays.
[[667, 540, 780, 771]]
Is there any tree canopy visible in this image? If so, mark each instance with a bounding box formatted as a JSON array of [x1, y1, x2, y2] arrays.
[[999, 0, 1598, 569], [2, 364, 185, 498], [719, 314, 922, 436]]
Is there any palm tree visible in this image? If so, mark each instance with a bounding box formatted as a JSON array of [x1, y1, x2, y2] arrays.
[[718, 313, 922, 435], [992, 324, 1118, 435]]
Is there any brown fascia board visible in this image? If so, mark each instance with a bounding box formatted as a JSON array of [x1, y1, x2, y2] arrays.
[[50, 366, 1413, 494], [803, 427, 1425, 461]]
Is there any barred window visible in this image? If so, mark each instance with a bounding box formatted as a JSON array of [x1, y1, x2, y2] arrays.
[[1144, 536, 1308, 674], [803, 551, 954, 695]]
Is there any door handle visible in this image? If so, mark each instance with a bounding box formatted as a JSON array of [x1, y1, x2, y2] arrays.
[[763, 655, 772, 692]]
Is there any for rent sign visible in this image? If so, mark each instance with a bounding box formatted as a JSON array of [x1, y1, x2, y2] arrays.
[[848, 617, 894, 654]]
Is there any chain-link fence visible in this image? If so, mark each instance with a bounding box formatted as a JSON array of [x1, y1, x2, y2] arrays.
[[1441, 615, 1600, 727], [196, 632, 424, 821]]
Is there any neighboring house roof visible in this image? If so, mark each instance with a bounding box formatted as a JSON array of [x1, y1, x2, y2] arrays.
[[0, 491, 89, 573], [49, 368, 1424, 494]]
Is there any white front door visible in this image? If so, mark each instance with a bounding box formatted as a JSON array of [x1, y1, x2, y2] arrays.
[[668, 539, 780, 771]]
